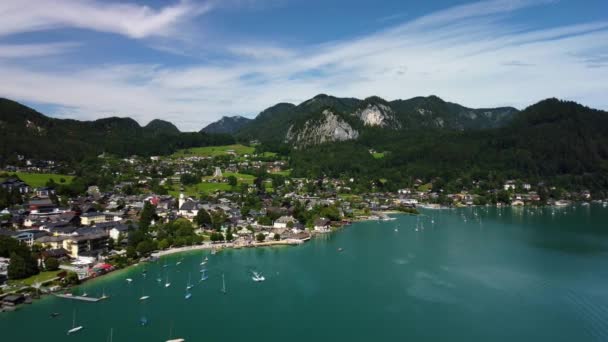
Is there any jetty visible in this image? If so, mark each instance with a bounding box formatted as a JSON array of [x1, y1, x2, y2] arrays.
[[54, 294, 107, 302]]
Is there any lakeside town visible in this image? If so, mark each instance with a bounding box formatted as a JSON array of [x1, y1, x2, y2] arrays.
[[0, 145, 604, 311]]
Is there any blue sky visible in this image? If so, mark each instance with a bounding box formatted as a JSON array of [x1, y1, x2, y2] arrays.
[[0, 0, 606, 131]]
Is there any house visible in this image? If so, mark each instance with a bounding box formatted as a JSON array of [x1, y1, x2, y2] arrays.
[[11, 229, 48, 247], [2, 294, 25, 307], [504, 180, 516, 191], [34, 187, 55, 198], [313, 218, 331, 232], [108, 223, 132, 241], [37, 228, 109, 258], [178, 194, 200, 219], [0, 178, 29, 194], [28, 198, 58, 215], [273, 216, 295, 229], [80, 212, 121, 226]]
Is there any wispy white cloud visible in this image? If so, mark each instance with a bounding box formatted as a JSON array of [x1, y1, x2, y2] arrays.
[[0, 0, 606, 131], [0, 0, 211, 39], [0, 42, 78, 58]]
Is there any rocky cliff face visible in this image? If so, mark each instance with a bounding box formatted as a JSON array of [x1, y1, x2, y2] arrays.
[[352, 103, 401, 128], [286, 109, 359, 148]]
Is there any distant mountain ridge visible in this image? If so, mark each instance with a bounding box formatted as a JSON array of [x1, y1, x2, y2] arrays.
[[144, 119, 180, 134], [234, 94, 519, 147], [0, 98, 233, 163], [200, 115, 252, 134]]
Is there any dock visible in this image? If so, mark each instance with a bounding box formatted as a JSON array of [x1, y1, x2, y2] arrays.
[[54, 294, 107, 302]]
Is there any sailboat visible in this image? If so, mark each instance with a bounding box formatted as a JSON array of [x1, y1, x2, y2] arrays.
[[100, 287, 109, 300], [200, 255, 207, 266], [166, 322, 185, 342], [251, 271, 265, 282], [184, 291, 192, 300], [221, 273, 226, 294], [67, 309, 83, 335], [165, 274, 171, 288], [186, 273, 193, 290], [200, 269, 208, 282], [139, 288, 150, 301], [126, 278, 133, 283], [108, 328, 113, 342]]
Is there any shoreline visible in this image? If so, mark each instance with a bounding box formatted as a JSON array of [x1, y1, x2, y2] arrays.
[[150, 238, 307, 258]]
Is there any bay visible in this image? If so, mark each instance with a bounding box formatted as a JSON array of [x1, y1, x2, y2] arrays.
[[2, 205, 608, 341]]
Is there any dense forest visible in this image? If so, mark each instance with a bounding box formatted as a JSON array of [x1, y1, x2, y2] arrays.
[[0, 98, 234, 164], [289, 99, 608, 192]]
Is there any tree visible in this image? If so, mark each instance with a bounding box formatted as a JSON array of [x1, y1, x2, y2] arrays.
[[45, 257, 60, 271], [136, 240, 156, 256], [273, 233, 281, 241], [256, 233, 265, 242], [194, 209, 212, 227], [7, 247, 39, 279], [227, 175, 237, 187], [210, 232, 223, 242], [7, 252, 27, 279], [225, 227, 234, 242], [64, 271, 80, 285], [158, 239, 170, 250], [126, 246, 137, 259], [107, 238, 115, 251], [139, 201, 157, 231]]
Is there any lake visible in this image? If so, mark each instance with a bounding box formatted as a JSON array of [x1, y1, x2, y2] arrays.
[[2, 205, 608, 341]]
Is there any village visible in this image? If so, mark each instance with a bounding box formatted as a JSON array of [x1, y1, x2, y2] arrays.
[[0, 145, 601, 311]]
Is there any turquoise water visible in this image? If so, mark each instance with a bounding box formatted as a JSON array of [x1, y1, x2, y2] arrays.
[[2, 205, 608, 341]]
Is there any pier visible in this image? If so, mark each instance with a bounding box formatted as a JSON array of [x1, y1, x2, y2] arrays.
[[54, 294, 107, 302]]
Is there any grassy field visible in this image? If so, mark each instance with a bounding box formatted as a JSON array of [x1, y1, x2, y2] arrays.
[[168, 172, 263, 197], [203, 172, 255, 184], [372, 152, 385, 159], [172, 144, 255, 158], [1, 172, 74, 187], [270, 169, 291, 176], [8, 270, 62, 287]]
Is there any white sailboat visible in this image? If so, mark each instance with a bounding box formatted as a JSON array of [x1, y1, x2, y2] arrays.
[[200, 255, 207, 266], [186, 273, 193, 290], [165, 274, 171, 288], [166, 323, 185, 342], [139, 288, 149, 301], [221, 273, 226, 294], [100, 287, 109, 300], [200, 269, 208, 282], [66, 309, 83, 335], [251, 271, 265, 282]]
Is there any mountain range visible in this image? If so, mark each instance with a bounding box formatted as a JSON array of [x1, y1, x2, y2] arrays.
[[0, 98, 234, 164], [1, 95, 607, 191], [200, 116, 252, 134], [232, 94, 518, 148]]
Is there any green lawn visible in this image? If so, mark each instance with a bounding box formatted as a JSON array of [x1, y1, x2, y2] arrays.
[[203, 172, 255, 184], [172, 144, 255, 158], [270, 169, 291, 176], [169, 182, 233, 197], [1, 172, 74, 187], [372, 152, 385, 159], [7, 270, 63, 287]]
